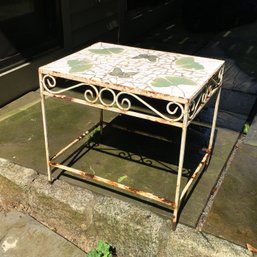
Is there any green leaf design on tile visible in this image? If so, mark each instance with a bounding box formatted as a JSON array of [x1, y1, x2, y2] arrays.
[[132, 54, 157, 62], [176, 57, 204, 70], [67, 59, 92, 73], [88, 48, 124, 54], [109, 67, 137, 78], [151, 76, 196, 87]]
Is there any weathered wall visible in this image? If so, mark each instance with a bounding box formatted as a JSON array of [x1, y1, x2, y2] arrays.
[[62, 0, 120, 49]]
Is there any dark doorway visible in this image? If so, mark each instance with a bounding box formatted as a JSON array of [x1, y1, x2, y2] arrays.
[[0, 0, 61, 73], [127, 0, 168, 12]]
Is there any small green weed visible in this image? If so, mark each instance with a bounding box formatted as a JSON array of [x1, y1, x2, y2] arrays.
[[243, 122, 250, 134], [117, 175, 128, 183], [87, 240, 114, 257]]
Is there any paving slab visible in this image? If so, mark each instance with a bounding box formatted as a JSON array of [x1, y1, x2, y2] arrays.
[[0, 211, 85, 257], [202, 142, 257, 247], [0, 91, 41, 123], [0, 91, 239, 229]]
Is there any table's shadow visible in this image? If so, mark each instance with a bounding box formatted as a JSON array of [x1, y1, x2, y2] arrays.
[[54, 115, 215, 215]]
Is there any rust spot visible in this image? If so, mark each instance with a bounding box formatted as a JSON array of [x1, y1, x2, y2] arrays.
[[80, 171, 94, 179], [54, 94, 73, 102], [211, 186, 218, 194], [127, 187, 139, 194], [107, 180, 119, 188], [172, 221, 177, 231], [49, 162, 175, 209], [49, 161, 56, 166], [191, 172, 198, 180], [161, 198, 176, 208], [246, 243, 257, 253], [78, 170, 175, 208], [202, 148, 210, 153]]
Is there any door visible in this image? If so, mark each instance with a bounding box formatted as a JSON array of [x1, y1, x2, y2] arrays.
[[0, 0, 61, 73]]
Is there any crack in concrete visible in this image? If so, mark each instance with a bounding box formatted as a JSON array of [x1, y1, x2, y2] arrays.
[[0, 233, 8, 244], [200, 231, 216, 250]]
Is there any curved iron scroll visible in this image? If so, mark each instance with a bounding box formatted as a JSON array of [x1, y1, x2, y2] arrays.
[[189, 67, 224, 120], [41, 74, 185, 123]]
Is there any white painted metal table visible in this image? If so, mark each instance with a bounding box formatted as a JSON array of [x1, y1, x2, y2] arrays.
[[39, 42, 224, 229]]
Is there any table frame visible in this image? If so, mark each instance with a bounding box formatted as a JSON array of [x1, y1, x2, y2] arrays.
[[39, 58, 224, 230]]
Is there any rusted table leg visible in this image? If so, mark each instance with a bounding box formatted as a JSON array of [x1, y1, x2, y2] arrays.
[[172, 104, 189, 230], [39, 73, 52, 183], [206, 87, 221, 165]]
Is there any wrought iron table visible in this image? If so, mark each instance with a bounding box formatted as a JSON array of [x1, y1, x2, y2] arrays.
[[39, 42, 224, 229]]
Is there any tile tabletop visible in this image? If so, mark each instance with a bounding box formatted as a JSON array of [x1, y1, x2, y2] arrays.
[[39, 42, 224, 101]]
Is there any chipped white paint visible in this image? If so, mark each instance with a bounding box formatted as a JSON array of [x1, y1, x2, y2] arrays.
[[1, 236, 18, 252]]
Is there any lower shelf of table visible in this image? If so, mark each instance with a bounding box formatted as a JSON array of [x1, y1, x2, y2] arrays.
[[47, 115, 211, 212]]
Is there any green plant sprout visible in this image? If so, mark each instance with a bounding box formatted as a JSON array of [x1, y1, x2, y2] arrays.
[[87, 240, 114, 257], [243, 122, 250, 134]]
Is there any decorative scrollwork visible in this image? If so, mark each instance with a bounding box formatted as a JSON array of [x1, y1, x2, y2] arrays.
[[116, 92, 184, 122], [119, 151, 153, 166], [166, 102, 184, 121], [189, 85, 214, 120], [201, 85, 213, 102], [82, 87, 184, 122], [218, 65, 224, 83], [42, 75, 56, 89], [41, 74, 185, 123], [41, 74, 86, 94], [116, 92, 131, 111], [189, 68, 223, 120], [99, 88, 116, 107], [84, 84, 99, 103], [188, 96, 202, 120]]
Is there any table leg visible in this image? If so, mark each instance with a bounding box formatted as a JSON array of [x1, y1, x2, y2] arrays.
[[206, 87, 221, 165], [39, 73, 52, 183], [172, 104, 189, 230]]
